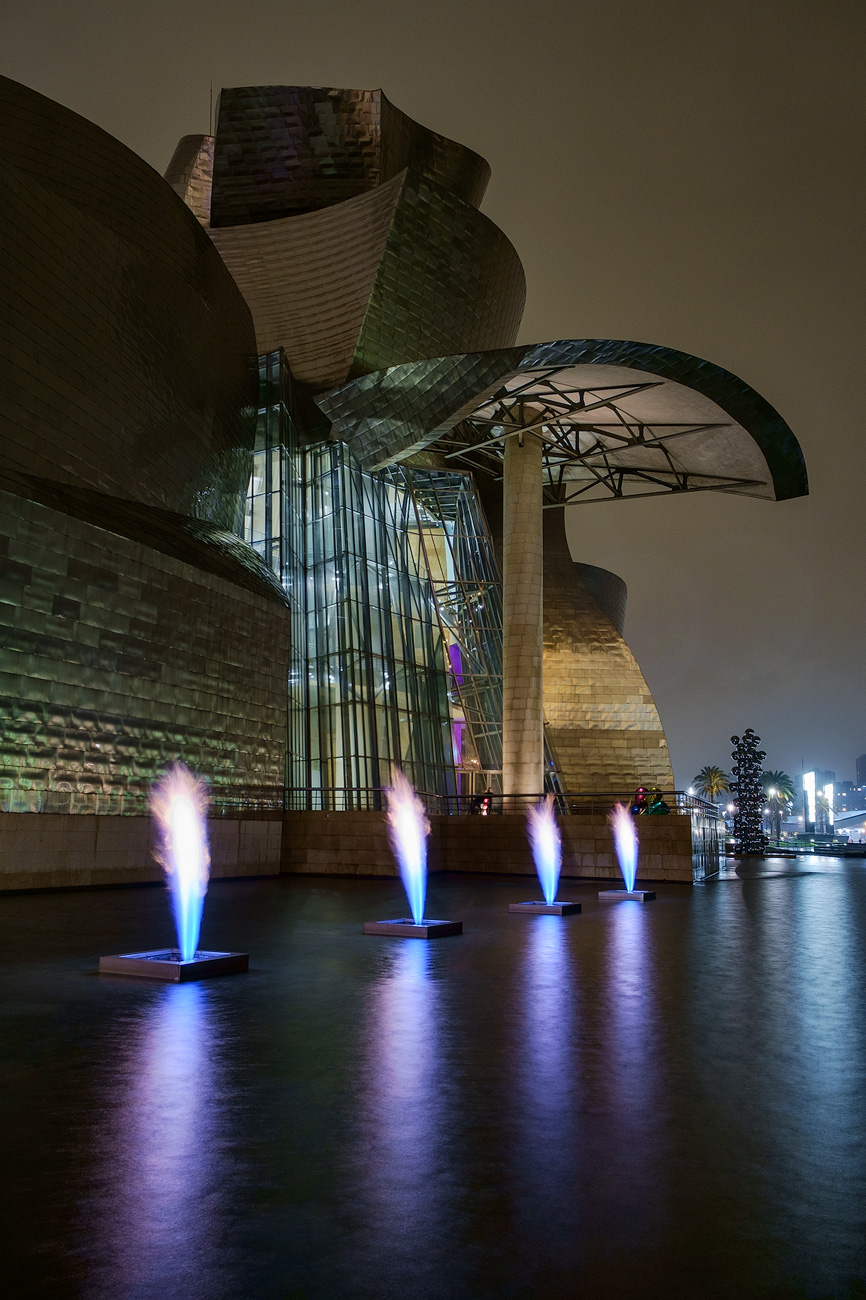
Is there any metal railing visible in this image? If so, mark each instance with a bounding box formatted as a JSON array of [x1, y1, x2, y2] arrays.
[[5, 784, 719, 819], [279, 787, 719, 818]]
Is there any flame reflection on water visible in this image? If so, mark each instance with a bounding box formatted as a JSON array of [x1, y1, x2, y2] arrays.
[[519, 915, 577, 1132], [356, 941, 454, 1277], [82, 984, 230, 1299]]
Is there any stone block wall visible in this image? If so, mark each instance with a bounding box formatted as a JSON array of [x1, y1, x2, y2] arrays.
[[281, 810, 695, 883], [281, 811, 397, 876], [431, 813, 694, 882], [0, 807, 697, 892], [0, 812, 282, 891]]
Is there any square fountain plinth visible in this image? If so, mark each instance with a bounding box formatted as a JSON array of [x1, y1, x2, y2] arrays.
[[363, 919, 463, 939], [598, 890, 656, 902], [98, 949, 249, 981], [509, 900, 582, 915]]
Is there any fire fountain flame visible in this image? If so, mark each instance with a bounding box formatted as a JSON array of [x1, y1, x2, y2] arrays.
[[609, 803, 638, 892], [384, 770, 430, 925], [526, 794, 562, 905], [150, 764, 211, 961]]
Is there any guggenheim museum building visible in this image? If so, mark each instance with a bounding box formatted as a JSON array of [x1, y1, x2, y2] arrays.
[[0, 76, 808, 814]]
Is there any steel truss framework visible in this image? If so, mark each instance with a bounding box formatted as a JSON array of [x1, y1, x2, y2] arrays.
[[435, 367, 769, 506]]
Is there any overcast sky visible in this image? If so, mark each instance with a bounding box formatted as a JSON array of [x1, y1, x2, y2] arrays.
[[2, 0, 863, 787]]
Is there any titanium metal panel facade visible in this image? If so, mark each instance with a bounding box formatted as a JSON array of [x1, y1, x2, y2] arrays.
[[542, 512, 673, 791], [0, 76, 289, 812], [168, 87, 525, 395], [0, 76, 257, 531], [2, 75, 808, 814], [0, 492, 290, 813], [350, 169, 525, 377], [209, 86, 490, 226], [209, 175, 405, 389]]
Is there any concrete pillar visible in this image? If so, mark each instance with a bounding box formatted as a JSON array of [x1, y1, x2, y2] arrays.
[[502, 430, 544, 796]]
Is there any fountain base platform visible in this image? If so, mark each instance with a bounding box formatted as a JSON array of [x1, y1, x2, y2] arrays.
[[363, 919, 463, 939], [598, 890, 656, 902], [509, 901, 582, 915], [98, 950, 249, 981]]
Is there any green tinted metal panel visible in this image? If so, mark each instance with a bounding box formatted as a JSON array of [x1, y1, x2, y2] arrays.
[[351, 172, 525, 379]]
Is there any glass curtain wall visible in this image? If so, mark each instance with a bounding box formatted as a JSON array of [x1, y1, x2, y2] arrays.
[[303, 450, 455, 804], [243, 352, 564, 807], [244, 351, 461, 807], [242, 352, 305, 792], [402, 470, 504, 795]]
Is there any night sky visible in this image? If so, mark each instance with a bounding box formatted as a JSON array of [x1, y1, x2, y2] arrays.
[[2, 0, 863, 788]]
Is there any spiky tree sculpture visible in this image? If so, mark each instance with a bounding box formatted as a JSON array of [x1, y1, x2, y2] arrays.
[[730, 729, 768, 854]]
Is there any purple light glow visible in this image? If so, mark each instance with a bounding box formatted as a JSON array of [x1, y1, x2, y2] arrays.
[[447, 642, 464, 686]]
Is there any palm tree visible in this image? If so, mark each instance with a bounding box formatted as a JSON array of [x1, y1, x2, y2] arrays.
[[761, 770, 796, 840], [693, 765, 730, 802]]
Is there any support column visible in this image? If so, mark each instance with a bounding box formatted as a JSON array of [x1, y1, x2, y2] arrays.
[[502, 431, 544, 797]]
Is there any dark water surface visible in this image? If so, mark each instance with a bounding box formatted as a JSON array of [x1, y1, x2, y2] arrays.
[[2, 862, 866, 1299]]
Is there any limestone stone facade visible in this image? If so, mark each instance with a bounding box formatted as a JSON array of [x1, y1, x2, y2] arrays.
[[0, 813, 282, 891], [502, 434, 545, 795]]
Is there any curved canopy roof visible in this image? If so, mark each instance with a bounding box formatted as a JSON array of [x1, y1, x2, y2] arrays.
[[317, 338, 808, 505]]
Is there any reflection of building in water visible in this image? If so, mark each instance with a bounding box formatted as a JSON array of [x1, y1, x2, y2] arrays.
[[1, 74, 808, 814]]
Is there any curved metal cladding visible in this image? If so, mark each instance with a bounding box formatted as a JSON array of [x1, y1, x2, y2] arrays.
[[174, 85, 524, 396], [0, 74, 257, 531], [164, 133, 215, 227], [543, 511, 673, 792], [0, 491, 291, 813], [208, 175, 406, 390], [573, 564, 627, 636], [209, 85, 490, 226], [0, 77, 292, 810], [208, 170, 524, 392], [317, 339, 808, 500], [350, 170, 525, 377]]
